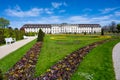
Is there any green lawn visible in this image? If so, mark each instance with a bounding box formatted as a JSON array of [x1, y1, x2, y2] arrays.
[[34, 34, 110, 77], [0, 34, 115, 80], [0, 39, 36, 74], [71, 38, 120, 80]]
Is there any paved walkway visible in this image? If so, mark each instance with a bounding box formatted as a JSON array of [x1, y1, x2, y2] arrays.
[[0, 36, 36, 59], [113, 42, 120, 80]]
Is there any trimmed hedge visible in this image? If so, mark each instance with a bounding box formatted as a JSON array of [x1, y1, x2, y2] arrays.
[[0, 28, 25, 45], [25, 32, 37, 36]]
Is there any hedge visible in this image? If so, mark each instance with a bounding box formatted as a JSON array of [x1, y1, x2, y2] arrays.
[[0, 28, 25, 45]]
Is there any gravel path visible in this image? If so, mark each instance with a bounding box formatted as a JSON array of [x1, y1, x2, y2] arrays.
[[113, 42, 120, 80], [0, 36, 36, 59]]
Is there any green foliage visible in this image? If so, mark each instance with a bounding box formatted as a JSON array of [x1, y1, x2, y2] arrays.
[[0, 29, 5, 45], [0, 17, 10, 28], [0, 28, 25, 44], [25, 32, 37, 36], [117, 24, 120, 32], [37, 29, 45, 42], [84, 32, 86, 35], [101, 28, 104, 35], [0, 69, 3, 80]]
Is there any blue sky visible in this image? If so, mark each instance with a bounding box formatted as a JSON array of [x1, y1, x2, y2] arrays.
[[0, 0, 120, 28]]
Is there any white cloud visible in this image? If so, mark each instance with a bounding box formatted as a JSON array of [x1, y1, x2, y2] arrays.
[[63, 2, 67, 6], [68, 16, 90, 23], [11, 14, 120, 28], [44, 8, 53, 14], [99, 7, 117, 14], [5, 6, 43, 17], [51, 2, 62, 8], [92, 15, 112, 20], [115, 11, 120, 16], [51, 2, 67, 8]]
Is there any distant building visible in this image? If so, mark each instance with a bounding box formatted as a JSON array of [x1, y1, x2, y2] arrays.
[[21, 23, 101, 34]]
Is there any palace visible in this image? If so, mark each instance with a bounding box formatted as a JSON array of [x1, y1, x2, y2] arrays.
[[21, 23, 101, 34]]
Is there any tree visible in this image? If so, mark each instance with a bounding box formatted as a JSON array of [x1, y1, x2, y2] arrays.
[[14, 28, 19, 30], [117, 24, 120, 33], [0, 17, 10, 28], [109, 21, 117, 33], [0, 69, 3, 80], [103, 25, 110, 32], [37, 29, 45, 42], [101, 28, 104, 35]]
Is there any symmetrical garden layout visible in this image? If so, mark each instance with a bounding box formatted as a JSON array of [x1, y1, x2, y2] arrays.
[[0, 34, 119, 80]]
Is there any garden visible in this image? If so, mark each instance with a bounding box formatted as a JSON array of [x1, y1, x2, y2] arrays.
[[1, 30, 119, 80]]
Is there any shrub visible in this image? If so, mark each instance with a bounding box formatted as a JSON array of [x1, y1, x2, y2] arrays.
[[0, 29, 5, 45], [0, 69, 3, 80], [84, 32, 86, 35], [101, 28, 104, 35], [25, 32, 37, 36], [0, 28, 25, 44], [37, 29, 45, 42]]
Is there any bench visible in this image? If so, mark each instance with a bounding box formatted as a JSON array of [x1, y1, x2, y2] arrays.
[[23, 36, 28, 39], [5, 37, 16, 44]]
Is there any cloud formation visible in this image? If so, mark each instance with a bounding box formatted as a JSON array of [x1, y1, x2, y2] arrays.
[[99, 7, 118, 14], [5, 2, 68, 17], [51, 2, 67, 8], [5, 5, 43, 17], [10, 13, 120, 28], [115, 11, 120, 16]]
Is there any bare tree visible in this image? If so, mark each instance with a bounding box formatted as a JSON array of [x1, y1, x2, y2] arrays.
[[109, 21, 117, 33]]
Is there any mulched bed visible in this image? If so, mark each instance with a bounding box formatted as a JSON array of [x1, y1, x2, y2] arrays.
[[5, 42, 42, 80], [34, 40, 108, 80]]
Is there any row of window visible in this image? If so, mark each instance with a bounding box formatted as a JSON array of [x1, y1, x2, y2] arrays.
[[25, 28, 101, 33]]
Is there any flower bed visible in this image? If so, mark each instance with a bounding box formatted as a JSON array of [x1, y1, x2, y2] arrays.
[[34, 40, 108, 80], [5, 42, 42, 80]]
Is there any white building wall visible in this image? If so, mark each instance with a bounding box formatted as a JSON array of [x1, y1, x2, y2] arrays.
[[24, 24, 101, 34]]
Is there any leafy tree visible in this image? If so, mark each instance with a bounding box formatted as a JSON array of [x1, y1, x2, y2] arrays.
[[14, 28, 18, 30], [117, 24, 120, 32], [0, 17, 10, 28], [37, 29, 45, 42], [0, 29, 5, 45]]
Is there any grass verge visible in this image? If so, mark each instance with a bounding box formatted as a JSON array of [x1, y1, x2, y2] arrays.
[[0, 39, 36, 74], [71, 38, 120, 80]]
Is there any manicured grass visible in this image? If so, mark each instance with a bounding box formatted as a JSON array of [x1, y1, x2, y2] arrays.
[[71, 38, 120, 80], [0, 39, 36, 74], [34, 34, 110, 77]]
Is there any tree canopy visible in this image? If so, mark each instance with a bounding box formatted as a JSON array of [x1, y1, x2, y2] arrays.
[[0, 17, 10, 28], [109, 21, 116, 32], [117, 24, 120, 32], [37, 29, 45, 42]]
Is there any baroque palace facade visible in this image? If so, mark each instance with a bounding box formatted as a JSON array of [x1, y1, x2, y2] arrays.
[[21, 23, 101, 34]]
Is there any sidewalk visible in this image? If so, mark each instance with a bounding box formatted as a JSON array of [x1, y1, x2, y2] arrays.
[[113, 42, 120, 80], [0, 36, 36, 59]]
